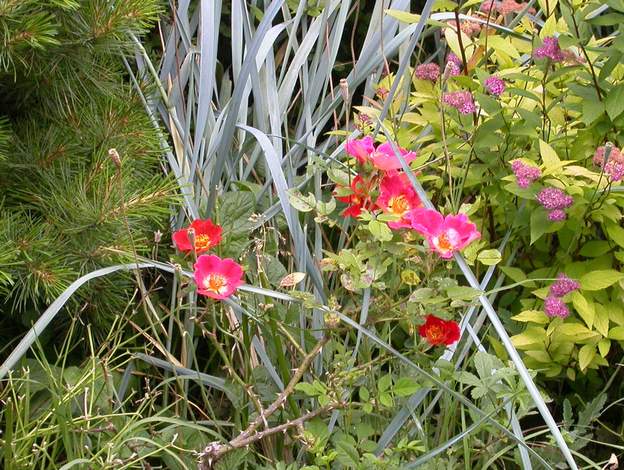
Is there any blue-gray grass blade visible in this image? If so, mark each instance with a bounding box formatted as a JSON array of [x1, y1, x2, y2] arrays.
[[208, 0, 285, 211], [237, 124, 326, 298], [0, 263, 159, 380], [134, 352, 237, 403]]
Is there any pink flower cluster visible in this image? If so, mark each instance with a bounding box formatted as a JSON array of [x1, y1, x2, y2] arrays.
[[536, 187, 573, 221], [544, 273, 579, 318], [593, 145, 624, 182], [484, 75, 506, 97], [534, 36, 565, 63], [415, 63, 441, 81], [549, 273, 580, 298], [446, 53, 463, 77], [481, 0, 535, 15], [510, 160, 541, 188], [443, 91, 477, 115], [445, 20, 482, 38], [544, 296, 569, 318]]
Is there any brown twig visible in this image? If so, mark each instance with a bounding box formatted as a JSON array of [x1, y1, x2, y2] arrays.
[[198, 336, 330, 468]]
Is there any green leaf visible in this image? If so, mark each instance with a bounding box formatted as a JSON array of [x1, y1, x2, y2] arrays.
[[393, 377, 420, 397], [594, 304, 610, 337], [511, 326, 546, 349], [606, 83, 624, 121], [446, 285, 483, 300], [385, 8, 421, 23], [608, 326, 624, 340], [539, 139, 561, 169], [378, 374, 392, 392], [571, 291, 595, 329], [295, 382, 320, 396], [556, 323, 601, 341], [368, 220, 393, 242], [578, 344, 596, 371], [580, 270, 624, 291], [581, 99, 605, 125], [288, 190, 316, 212], [511, 310, 550, 324], [598, 338, 611, 357], [477, 249, 502, 266], [606, 223, 624, 249]]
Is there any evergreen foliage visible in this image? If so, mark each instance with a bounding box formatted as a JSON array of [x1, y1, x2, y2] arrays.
[[0, 0, 173, 333]]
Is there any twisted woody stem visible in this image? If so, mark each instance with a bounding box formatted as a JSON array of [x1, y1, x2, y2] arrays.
[[198, 336, 335, 469]]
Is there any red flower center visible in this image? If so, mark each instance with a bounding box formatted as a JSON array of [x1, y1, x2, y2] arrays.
[[195, 234, 215, 251], [388, 195, 410, 217], [204, 274, 228, 295], [426, 324, 444, 343]]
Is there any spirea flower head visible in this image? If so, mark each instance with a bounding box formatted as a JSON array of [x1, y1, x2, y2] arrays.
[[335, 175, 375, 217], [536, 187, 573, 210], [409, 208, 481, 259], [536, 187, 573, 221], [534, 36, 565, 62], [592, 145, 624, 167], [419, 314, 460, 346], [549, 273, 580, 298], [194, 255, 244, 300], [480, 0, 534, 14], [544, 296, 570, 318], [484, 75, 506, 97], [445, 53, 463, 77], [376, 172, 422, 229], [346, 136, 375, 165], [510, 160, 541, 188], [370, 142, 418, 171], [444, 20, 481, 38], [605, 161, 624, 182], [173, 219, 222, 254], [415, 63, 441, 81], [547, 209, 567, 221], [442, 91, 477, 115], [592, 145, 624, 181]]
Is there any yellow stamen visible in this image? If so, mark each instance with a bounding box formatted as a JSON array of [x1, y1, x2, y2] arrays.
[[435, 233, 453, 253], [203, 274, 228, 294], [388, 196, 410, 217], [195, 234, 214, 251]]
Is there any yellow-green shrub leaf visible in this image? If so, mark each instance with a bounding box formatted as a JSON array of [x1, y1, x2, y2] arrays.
[[571, 291, 595, 329], [539, 139, 561, 169], [525, 349, 552, 363], [594, 304, 610, 337], [606, 223, 624, 249], [511, 326, 546, 349], [578, 344, 596, 371], [608, 326, 624, 340], [556, 323, 600, 341], [511, 310, 550, 324], [385, 9, 421, 23], [477, 249, 502, 266], [598, 338, 611, 357], [580, 270, 624, 291]]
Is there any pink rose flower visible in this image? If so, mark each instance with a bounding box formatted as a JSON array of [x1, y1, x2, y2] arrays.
[[409, 208, 481, 259], [194, 255, 244, 300], [370, 142, 418, 171]]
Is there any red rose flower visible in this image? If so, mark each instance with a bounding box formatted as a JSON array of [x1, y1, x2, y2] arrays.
[[172, 219, 222, 254], [335, 175, 375, 217], [418, 314, 460, 346]]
